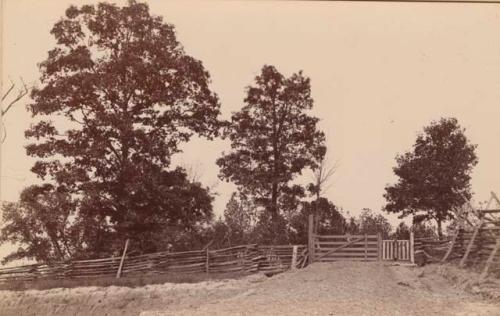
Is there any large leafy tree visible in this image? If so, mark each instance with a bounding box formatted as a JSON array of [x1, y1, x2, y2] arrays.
[[384, 117, 477, 238], [21, 1, 221, 256], [217, 65, 326, 242]]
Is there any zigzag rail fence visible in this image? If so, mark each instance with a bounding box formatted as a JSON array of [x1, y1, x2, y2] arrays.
[[0, 244, 307, 283], [3, 199, 499, 284], [416, 192, 500, 279]]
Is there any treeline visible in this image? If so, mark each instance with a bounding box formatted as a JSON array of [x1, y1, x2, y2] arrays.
[[0, 1, 477, 265], [0, 2, 330, 264], [209, 198, 439, 249]]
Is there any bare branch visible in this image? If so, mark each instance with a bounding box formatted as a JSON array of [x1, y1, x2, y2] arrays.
[[2, 77, 29, 116], [1, 80, 15, 101], [311, 155, 340, 198]]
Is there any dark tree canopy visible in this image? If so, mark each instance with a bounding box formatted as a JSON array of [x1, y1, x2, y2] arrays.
[[0, 185, 80, 264], [221, 192, 257, 246], [289, 197, 347, 244], [217, 65, 326, 241], [391, 222, 411, 240], [13, 1, 222, 258], [384, 117, 478, 238], [413, 222, 438, 239]]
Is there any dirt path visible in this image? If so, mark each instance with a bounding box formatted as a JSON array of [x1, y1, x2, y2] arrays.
[[0, 262, 498, 316], [143, 262, 499, 316]]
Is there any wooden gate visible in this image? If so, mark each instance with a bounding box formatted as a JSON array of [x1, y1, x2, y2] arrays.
[[310, 233, 381, 262], [382, 240, 411, 261], [308, 214, 381, 263]]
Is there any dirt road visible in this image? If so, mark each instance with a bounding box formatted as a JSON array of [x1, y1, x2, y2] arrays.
[[142, 262, 499, 316], [1, 262, 499, 316]]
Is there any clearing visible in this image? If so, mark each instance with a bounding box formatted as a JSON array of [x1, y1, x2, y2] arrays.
[[0, 262, 499, 316]]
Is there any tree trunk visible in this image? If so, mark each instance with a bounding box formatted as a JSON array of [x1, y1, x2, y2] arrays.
[[271, 98, 279, 241], [271, 182, 278, 220], [437, 218, 443, 240], [49, 234, 65, 261]]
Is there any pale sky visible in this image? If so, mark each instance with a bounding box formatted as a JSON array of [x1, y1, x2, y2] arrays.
[[2, 0, 500, 262]]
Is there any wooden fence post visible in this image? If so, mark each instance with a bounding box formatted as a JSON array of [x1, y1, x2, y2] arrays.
[[480, 239, 500, 280], [460, 217, 484, 267], [308, 214, 315, 264], [461, 198, 493, 267], [116, 239, 129, 279], [410, 231, 415, 264], [291, 245, 298, 270], [205, 247, 210, 274]]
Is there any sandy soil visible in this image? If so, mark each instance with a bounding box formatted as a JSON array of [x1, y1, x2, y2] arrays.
[[1, 262, 499, 316]]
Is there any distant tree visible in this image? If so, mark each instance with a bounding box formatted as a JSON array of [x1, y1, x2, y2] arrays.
[[345, 216, 360, 235], [384, 118, 477, 238], [22, 1, 222, 257], [0, 185, 80, 264], [222, 192, 257, 246], [306, 151, 339, 232], [357, 208, 392, 238], [413, 222, 438, 239], [207, 218, 231, 249], [289, 197, 346, 244], [307, 152, 338, 200], [252, 211, 290, 244], [217, 65, 326, 242], [391, 222, 411, 240]]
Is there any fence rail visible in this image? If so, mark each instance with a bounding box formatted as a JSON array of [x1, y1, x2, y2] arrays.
[[0, 244, 307, 283], [414, 238, 451, 263]]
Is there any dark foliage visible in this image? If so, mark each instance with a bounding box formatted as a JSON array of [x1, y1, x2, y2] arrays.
[[384, 117, 477, 238], [217, 65, 326, 242], [0, 185, 79, 264], [2, 1, 222, 262], [357, 208, 392, 239], [288, 197, 347, 244], [391, 222, 411, 240]]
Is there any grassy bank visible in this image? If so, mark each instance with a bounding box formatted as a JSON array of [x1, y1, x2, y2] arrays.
[[0, 271, 250, 291]]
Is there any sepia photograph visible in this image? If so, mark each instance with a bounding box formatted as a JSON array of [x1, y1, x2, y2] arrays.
[[1, 0, 500, 315]]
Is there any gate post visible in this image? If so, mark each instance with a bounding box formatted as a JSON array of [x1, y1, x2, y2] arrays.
[[291, 245, 298, 270], [377, 233, 382, 261], [308, 214, 315, 264]]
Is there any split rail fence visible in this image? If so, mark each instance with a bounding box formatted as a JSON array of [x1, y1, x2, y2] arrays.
[[0, 244, 307, 283], [420, 192, 500, 279], [6, 196, 499, 283]]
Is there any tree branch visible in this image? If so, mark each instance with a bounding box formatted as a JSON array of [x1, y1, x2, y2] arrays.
[[1, 77, 29, 116]]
